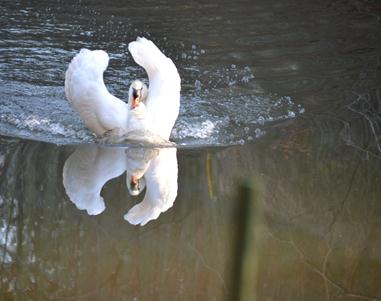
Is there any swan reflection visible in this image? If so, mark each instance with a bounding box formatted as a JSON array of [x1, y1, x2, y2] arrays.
[[63, 143, 177, 226]]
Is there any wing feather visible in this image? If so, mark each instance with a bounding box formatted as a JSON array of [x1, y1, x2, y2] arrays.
[[65, 49, 128, 136], [128, 37, 181, 139]]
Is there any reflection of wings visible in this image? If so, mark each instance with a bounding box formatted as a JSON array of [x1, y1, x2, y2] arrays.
[[62, 144, 178, 226], [63, 145, 126, 215], [124, 148, 178, 226]]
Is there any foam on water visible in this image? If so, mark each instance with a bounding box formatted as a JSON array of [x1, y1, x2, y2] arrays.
[[0, 58, 304, 146]]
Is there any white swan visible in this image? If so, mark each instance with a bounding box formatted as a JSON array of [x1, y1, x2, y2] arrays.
[[64, 37, 181, 140]]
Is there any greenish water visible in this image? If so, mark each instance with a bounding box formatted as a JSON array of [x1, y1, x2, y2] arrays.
[[0, 121, 380, 300]]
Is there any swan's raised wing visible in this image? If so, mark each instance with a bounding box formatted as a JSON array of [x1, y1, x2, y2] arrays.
[[65, 49, 128, 136], [128, 37, 181, 139]]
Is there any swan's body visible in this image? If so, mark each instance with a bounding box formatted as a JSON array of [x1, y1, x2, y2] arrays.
[[126, 102, 151, 134], [65, 37, 181, 141]]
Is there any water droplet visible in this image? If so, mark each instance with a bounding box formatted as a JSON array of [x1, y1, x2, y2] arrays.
[[288, 111, 296, 118], [194, 80, 201, 91], [255, 128, 264, 138]]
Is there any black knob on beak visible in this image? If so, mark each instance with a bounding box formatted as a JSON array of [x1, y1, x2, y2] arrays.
[[132, 89, 139, 99]]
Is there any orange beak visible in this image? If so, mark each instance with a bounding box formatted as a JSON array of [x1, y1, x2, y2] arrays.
[[131, 97, 140, 109]]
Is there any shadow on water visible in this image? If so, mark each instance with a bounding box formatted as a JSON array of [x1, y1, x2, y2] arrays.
[[0, 0, 381, 299]]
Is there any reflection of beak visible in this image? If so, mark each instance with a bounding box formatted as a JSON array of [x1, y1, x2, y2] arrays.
[[130, 175, 141, 194], [130, 175, 139, 188], [127, 173, 146, 197]]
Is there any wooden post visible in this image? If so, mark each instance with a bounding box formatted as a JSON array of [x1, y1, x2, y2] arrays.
[[231, 180, 263, 301]]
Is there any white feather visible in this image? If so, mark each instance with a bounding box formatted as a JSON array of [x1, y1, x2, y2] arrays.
[[126, 103, 151, 133]]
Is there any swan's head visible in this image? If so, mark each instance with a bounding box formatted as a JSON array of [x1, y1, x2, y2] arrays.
[[128, 80, 148, 110]]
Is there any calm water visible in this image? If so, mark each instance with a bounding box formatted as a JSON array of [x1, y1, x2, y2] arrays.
[[1, 0, 381, 300]]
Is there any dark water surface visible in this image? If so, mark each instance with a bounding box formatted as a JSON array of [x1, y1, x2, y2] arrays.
[[1, 0, 381, 300]]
